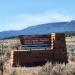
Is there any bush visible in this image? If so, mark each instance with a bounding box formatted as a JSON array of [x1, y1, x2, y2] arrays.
[[38, 62, 75, 75], [38, 62, 54, 75], [51, 64, 65, 75], [69, 55, 75, 62]]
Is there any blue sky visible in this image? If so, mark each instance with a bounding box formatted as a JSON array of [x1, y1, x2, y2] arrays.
[[0, 0, 75, 31]]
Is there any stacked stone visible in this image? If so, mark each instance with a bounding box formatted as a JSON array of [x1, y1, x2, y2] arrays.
[[51, 33, 68, 63]]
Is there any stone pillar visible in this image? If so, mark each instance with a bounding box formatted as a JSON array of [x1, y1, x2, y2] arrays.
[[51, 33, 68, 63]]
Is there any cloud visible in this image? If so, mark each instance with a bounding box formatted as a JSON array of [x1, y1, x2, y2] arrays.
[[0, 11, 73, 31]]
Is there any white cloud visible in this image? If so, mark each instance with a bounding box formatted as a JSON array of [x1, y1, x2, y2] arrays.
[[0, 11, 73, 31]]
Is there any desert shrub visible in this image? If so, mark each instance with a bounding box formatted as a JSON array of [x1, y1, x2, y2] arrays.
[[10, 67, 27, 75], [38, 62, 54, 75], [64, 64, 75, 75], [10, 69, 18, 75], [69, 55, 75, 62], [38, 62, 75, 75], [51, 64, 65, 75]]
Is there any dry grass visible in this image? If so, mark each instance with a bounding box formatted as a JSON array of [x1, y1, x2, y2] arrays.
[[0, 36, 75, 75], [38, 62, 75, 75], [5, 66, 42, 75], [2, 62, 75, 75]]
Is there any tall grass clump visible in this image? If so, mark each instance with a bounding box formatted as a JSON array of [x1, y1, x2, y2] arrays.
[[38, 62, 75, 75]]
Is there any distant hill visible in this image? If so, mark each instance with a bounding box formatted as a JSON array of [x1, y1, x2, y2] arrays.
[[0, 20, 75, 39]]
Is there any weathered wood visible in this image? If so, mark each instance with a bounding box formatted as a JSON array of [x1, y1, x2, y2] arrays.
[[12, 33, 68, 67]]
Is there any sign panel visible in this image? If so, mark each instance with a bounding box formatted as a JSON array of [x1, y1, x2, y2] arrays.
[[20, 35, 51, 47]]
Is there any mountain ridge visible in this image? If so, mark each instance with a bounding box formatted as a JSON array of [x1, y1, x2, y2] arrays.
[[0, 20, 75, 39]]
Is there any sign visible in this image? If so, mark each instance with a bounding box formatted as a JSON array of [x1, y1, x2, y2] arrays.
[[20, 35, 51, 47]]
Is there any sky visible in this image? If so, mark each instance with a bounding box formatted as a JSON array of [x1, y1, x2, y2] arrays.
[[0, 0, 75, 31]]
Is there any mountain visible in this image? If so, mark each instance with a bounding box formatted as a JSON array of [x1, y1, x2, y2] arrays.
[[0, 20, 75, 39]]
